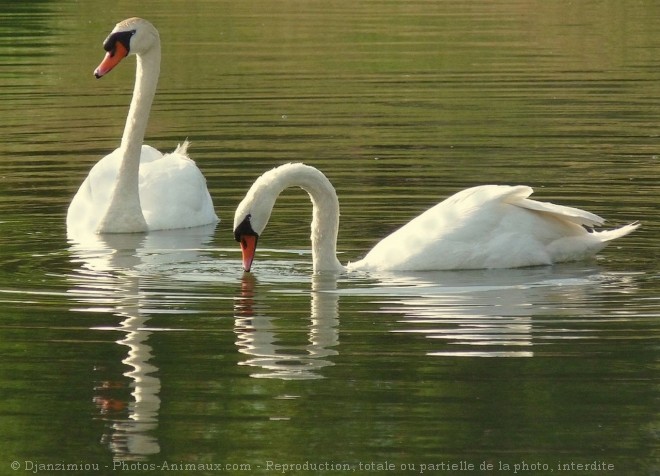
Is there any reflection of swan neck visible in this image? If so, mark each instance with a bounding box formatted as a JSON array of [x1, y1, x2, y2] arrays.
[[310, 274, 340, 350], [234, 273, 340, 379]]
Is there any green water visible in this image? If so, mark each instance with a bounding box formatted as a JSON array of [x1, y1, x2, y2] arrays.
[[0, 1, 658, 475]]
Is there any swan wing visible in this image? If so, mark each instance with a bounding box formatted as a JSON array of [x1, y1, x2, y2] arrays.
[[347, 185, 627, 272], [452, 184, 605, 227], [139, 143, 218, 230], [512, 196, 604, 228]]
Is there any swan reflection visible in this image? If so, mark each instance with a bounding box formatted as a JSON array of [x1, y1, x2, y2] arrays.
[[234, 273, 339, 380], [67, 225, 216, 460], [93, 281, 161, 460], [361, 265, 621, 358]]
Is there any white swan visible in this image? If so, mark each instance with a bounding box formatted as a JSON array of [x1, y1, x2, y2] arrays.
[[233, 163, 638, 273], [67, 18, 218, 238]]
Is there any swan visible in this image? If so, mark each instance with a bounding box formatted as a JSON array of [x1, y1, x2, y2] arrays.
[[67, 17, 218, 238], [233, 163, 638, 273]]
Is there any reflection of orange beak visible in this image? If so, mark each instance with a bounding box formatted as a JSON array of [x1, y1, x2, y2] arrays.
[[239, 234, 258, 272], [94, 41, 129, 78]]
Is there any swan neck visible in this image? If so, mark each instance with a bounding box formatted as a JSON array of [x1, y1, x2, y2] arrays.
[[121, 45, 160, 158], [97, 44, 160, 233], [277, 167, 344, 272]]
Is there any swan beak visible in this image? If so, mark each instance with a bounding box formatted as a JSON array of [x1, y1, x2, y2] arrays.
[[239, 234, 258, 272], [94, 41, 129, 78]]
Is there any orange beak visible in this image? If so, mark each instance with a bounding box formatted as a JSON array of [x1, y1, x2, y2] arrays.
[[239, 234, 258, 272], [94, 41, 129, 78]]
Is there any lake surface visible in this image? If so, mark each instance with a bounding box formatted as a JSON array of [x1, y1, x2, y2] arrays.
[[1, 1, 659, 474]]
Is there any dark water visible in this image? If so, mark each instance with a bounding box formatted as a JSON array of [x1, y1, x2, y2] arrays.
[[0, 1, 658, 475]]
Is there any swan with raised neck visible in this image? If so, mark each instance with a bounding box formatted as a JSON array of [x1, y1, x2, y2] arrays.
[[96, 17, 160, 233], [67, 18, 218, 238]]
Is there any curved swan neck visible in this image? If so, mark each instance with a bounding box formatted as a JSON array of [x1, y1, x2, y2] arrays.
[[97, 43, 160, 233], [263, 164, 344, 272]]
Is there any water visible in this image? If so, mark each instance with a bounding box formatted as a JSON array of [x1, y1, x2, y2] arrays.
[[1, 0, 659, 474]]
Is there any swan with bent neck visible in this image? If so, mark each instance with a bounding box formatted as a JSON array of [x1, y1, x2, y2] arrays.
[[67, 18, 218, 239], [233, 163, 639, 273]]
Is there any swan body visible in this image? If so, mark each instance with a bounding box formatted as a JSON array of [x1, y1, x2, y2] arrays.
[[233, 163, 638, 273], [67, 17, 217, 238]]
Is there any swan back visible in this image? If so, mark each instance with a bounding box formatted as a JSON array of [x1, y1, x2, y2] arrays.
[[348, 184, 637, 271]]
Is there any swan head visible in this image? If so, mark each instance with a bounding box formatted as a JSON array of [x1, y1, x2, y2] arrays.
[[234, 214, 260, 272], [94, 17, 159, 78], [233, 184, 277, 272], [233, 163, 343, 273]]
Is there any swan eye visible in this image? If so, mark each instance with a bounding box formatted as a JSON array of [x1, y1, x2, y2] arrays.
[[234, 214, 257, 242], [103, 30, 135, 56]]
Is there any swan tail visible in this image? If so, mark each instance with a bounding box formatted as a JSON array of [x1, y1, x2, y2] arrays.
[[173, 139, 190, 156], [595, 222, 640, 242]]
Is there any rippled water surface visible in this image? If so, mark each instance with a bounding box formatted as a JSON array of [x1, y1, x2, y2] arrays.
[[1, 1, 659, 474]]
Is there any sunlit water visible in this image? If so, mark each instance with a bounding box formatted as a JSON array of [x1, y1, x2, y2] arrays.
[[1, 0, 659, 474]]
